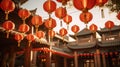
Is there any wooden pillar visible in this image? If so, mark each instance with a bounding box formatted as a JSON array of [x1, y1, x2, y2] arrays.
[[1, 52, 9, 67], [9, 46, 16, 67], [64, 58, 67, 67], [102, 53, 106, 67], [31, 51, 37, 67], [45, 53, 51, 67], [96, 49, 101, 67], [24, 45, 31, 67], [74, 51, 78, 67], [94, 53, 98, 67]]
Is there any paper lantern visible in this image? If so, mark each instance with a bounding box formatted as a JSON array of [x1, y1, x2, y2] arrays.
[[80, 12, 93, 24], [96, 0, 108, 7], [14, 33, 24, 47], [59, 28, 67, 37], [105, 21, 114, 29], [18, 24, 30, 33], [56, 0, 68, 5], [43, 0, 56, 18], [36, 31, 45, 39], [89, 24, 98, 32], [71, 25, 80, 34], [0, 0, 15, 20], [63, 14, 72, 29], [26, 34, 35, 47], [73, 0, 96, 12], [2, 20, 15, 38], [31, 15, 43, 32], [117, 12, 120, 20], [18, 9, 31, 24], [44, 18, 56, 30], [55, 7, 67, 26], [48, 30, 55, 38]]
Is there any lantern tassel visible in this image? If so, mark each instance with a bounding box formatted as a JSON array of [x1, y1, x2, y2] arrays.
[[22, 19, 26, 24], [6, 30, 10, 38], [101, 9, 105, 18], [5, 11, 9, 20], [49, 13, 51, 19], [67, 24, 69, 30], [28, 41, 31, 47], [35, 25, 39, 33], [60, 20, 62, 27], [85, 24, 88, 29], [17, 40, 21, 47]]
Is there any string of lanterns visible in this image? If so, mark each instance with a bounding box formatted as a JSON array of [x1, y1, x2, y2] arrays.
[[0, 0, 119, 47]]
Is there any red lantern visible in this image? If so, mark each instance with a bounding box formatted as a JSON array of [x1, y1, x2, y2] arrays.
[[59, 28, 67, 37], [19, 24, 30, 33], [55, 7, 67, 26], [96, 0, 108, 7], [2, 20, 15, 38], [71, 25, 80, 34], [89, 24, 98, 32], [31, 15, 43, 32], [0, 0, 15, 20], [26, 34, 35, 47], [63, 14, 72, 29], [80, 12, 93, 24], [117, 12, 120, 20], [43, 0, 56, 17], [48, 30, 55, 38], [63, 15, 72, 24], [105, 21, 114, 29], [44, 18, 56, 30], [36, 31, 45, 39], [56, 0, 68, 5], [73, 0, 96, 12], [18, 9, 31, 24], [14, 33, 24, 47], [55, 7, 67, 19]]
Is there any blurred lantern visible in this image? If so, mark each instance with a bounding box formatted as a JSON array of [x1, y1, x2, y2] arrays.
[[105, 52, 108, 56], [44, 18, 56, 30], [71, 25, 80, 34], [2, 20, 15, 38], [109, 52, 113, 56], [36, 31, 45, 39], [89, 24, 98, 32], [43, 0, 56, 18], [56, 0, 69, 6], [63, 14, 72, 30], [31, 15, 43, 33], [14, 33, 24, 47], [18, 9, 31, 24], [114, 52, 118, 55], [0, 0, 15, 20], [117, 12, 120, 20], [59, 28, 67, 41], [105, 21, 114, 29], [26, 34, 35, 47], [73, 0, 96, 12], [19, 24, 30, 33], [80, 12, 93, 28], [71, 25, 79, 42], [48, 30, 55, 38], [96, 0, 108, 18], [55, 7, 67, 26]]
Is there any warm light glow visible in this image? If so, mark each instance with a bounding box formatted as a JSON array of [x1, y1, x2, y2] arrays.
[[21, 0, 120, 36]]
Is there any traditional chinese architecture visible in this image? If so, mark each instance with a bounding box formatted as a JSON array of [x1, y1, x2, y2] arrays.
[[0, 0, 120, 67]]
